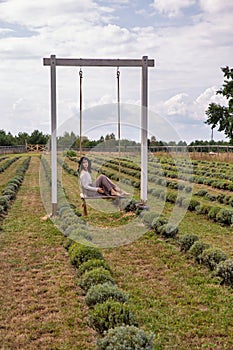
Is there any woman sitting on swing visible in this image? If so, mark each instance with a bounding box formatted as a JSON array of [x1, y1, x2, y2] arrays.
[[78, 156, 127, 197]]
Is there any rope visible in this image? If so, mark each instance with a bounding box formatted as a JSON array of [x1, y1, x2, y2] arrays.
[[79, 68, 83, 155]]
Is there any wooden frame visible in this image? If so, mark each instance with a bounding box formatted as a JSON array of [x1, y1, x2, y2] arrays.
[[43, 55, 155, 216], [26, 143, 46, 153]]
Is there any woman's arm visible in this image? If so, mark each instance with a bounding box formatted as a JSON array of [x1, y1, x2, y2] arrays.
[[80, 172, 98, 192]]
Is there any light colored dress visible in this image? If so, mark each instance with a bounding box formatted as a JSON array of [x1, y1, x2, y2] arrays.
[[80, 171, 98, 195], [80, 171, 115, 197]]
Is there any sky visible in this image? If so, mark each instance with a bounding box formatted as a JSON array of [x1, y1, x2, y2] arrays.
[[0, 0, 232, 143]]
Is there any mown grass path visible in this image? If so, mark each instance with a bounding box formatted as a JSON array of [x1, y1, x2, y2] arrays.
[[104, 235, 233, 349], [62, 155, 233, 349], [0, 156, 97, 350]]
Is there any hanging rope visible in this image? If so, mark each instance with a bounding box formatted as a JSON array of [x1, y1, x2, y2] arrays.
[[79, 68, 83, 155], [117, 67, 121, 179]]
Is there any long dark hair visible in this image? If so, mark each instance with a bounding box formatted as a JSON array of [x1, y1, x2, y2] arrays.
[[78, 156, 92, 173]]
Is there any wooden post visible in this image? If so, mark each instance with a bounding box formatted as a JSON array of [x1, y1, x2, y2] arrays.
[[79, 69, 83, 156], [50, 55, 57, 216], [117, 68, 121, 179], [141, 56, 148, 204]]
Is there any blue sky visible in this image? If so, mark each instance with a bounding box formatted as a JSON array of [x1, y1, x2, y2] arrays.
[[0, 0, 232, 143]]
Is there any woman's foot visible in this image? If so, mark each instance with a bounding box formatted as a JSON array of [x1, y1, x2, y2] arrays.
[[120, 190, 130, 196], [110, 188, 122, 196], [114, 187, 130, 196]]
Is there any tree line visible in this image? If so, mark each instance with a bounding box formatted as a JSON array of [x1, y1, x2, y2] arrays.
[[0, 129, 49, 146], [0, 128, 231, 148], [0, 130, 140, 148]]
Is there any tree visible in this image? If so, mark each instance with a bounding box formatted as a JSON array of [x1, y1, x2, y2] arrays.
[[150, 135, 156, 145], [16, 132, 29, 145], [167, 141, 176, 146], [205, 66, 233, 143], [0, 130, 15, 146], [177, 140, 187, 146], [105, 133, 116, 141], [58, 131, 78, 148], [28, 130, 49, 144]]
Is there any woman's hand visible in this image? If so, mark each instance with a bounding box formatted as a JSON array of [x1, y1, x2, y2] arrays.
[[97, 188, 104, 194]]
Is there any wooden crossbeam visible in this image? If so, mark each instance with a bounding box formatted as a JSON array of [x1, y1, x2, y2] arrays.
[[43, 57, 155, 67]]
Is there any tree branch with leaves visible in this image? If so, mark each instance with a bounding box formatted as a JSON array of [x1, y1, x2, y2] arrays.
[[205, 66, 233, 143]]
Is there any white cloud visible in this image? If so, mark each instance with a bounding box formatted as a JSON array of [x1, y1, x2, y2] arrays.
[[0, 28, 13, 34], [151, 87, 228, 142], [195, 86, 226, 108], [161, 87, 227, 124], [0, 0, 232, 142], [151, 0, 233, 18], [13, 98, 30, 111], [199, 0, 233, 14], [151, 0, 196, 17], [164, 93, 189, 116], [0, 0, 114, 28]]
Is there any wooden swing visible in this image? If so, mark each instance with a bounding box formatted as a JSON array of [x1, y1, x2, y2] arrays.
[[79, 66, 124, 216], [44, 55, 154, 216], [80, 192, 124, 216]]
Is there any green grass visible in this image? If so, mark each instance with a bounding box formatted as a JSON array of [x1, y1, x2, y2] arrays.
[[62, 154, 233, 348], [0, 156, 97, 350], [103, 234, 233, 349], [178, 209, 233, 257], [1, 153, 233, 349]]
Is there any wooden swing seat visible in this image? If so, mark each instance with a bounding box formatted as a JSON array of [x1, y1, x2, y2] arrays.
[[80, 192, 124, 216]]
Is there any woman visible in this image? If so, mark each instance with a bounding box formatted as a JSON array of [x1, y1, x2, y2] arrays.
[[78, 156, 123, 197]]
